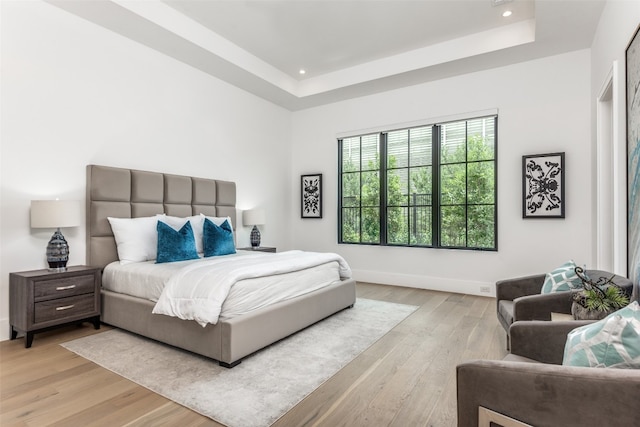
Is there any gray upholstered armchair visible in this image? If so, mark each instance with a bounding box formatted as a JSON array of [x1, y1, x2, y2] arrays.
[[496, 270, 634, 347], [457, 320, 640, 427]]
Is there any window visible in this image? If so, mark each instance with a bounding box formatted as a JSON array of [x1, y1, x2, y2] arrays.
[[338, 115, 497, 250]]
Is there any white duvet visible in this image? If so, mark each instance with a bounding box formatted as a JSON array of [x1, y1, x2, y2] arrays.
[[151, 250, 352, 326]]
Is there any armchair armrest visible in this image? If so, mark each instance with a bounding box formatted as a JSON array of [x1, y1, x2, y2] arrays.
[[496, 274, 545, 302], [457, 360, 640, 427], [512, 291, 575, 322], [509, 320, 593, 364]]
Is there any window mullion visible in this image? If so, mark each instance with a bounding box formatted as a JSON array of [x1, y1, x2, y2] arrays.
[[359, 137, 364, 243], [465, 121, 469, 247], [380, 133, 388, 245], [433, 125, 441, 248], [407, 135, 411, 246], [338, 139, 343, 243]]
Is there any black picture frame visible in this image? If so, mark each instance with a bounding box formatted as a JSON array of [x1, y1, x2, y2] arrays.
[[301, 174, 322, 218], [626, 23, 640, 288], [522, 152, 565, 218]]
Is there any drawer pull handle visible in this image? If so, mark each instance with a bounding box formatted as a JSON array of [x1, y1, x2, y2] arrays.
[[56, 285, 76, 291], [56, 305, 75, 311]]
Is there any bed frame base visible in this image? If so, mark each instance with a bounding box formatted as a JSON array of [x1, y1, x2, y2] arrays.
[[101, 278, 356, 367]]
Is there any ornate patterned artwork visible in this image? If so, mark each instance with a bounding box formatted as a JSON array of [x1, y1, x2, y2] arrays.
[[522, 152, 565, 218], [626, 24, 640, 289], [301, 174, 322, 218]]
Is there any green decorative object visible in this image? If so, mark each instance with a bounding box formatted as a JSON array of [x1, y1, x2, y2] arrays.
[[571, 267, 630, 320]]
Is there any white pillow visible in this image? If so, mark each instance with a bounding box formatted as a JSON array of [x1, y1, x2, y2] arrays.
[[107, 216, 159, 264], [159, 215, 205, 254], [200, 214, 233, 228]]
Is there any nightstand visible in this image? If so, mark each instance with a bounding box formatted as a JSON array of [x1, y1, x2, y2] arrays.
[[9, 265, 101, 348], [237, 246, 277, 253]]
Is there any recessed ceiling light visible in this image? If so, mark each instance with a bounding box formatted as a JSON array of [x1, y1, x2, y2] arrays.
[[299, 69, 306, 75], [502, 10, 512, 17]]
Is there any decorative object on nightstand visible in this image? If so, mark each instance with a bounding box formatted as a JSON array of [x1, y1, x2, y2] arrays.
[[242, 208, 266, 247], [30, 199, 82, 271], [9, 266, 101, 348]]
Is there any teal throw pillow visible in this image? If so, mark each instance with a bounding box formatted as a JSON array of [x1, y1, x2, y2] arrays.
[[563, 301, 640, 368], [540, 260, 584, 293], [203, 218, 236, 257], [156, 220, 199, 263]]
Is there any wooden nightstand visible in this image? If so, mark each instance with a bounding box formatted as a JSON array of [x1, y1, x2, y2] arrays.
[[237, 246, 277, 253], [9, 265, 101, 348]]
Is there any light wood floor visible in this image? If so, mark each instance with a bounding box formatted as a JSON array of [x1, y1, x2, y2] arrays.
[[0, 282, 507, 426]]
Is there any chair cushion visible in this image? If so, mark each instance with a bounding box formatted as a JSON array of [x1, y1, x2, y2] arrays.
[[541, 260, 584, 293], [563, 301, 640, 368], [498, 300, 514, 326]]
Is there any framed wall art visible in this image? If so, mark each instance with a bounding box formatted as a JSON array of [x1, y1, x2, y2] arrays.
[[522, 152, 565, 218], [626, 23, 640, 288], [301, 173, 322, 218]]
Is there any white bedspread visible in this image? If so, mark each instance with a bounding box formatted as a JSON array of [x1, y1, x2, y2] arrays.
[[152, 250, 352, 326]]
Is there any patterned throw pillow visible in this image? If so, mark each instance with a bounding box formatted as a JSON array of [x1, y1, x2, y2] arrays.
[[540, 260, 584, 293], [562, 301, 640, 368]]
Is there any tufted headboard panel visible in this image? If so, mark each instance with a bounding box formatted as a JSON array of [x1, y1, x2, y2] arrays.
[[86, 164, 236, 268]]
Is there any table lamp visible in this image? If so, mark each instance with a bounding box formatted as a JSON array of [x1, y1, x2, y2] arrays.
[[31, 200, 82, 271], [242, 208, 266, 247]]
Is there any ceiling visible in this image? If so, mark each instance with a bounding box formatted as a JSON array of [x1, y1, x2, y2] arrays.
[[48, 0, 606, 111]]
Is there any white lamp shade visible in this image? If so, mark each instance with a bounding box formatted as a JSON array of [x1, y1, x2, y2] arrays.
[[242, 208, 266, 226], [31, 200, 82, 229]]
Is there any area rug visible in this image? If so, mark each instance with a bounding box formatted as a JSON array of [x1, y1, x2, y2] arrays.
[[61, 298, 417, 427]]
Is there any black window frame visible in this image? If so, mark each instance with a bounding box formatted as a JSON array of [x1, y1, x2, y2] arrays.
[[338, 115, 498, 251]]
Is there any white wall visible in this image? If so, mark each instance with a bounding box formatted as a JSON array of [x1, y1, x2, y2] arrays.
[[590, 1, 640, 276], [291, 50, 593, 296], [0, 1, 292, 341]]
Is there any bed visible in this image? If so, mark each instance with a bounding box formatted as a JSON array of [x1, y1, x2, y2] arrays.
[[86, 164, 356, 367]]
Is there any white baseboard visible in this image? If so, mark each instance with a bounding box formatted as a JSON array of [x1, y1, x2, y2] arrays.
[[351, 269, 495, 297], [0, 318, 10, 342]]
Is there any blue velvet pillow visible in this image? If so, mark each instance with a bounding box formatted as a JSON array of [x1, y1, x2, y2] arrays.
[[203, 218, 236, 257], [156, 220, 199, 263]]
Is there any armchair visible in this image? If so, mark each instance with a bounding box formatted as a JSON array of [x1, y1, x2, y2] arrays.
[[496, 270, 634, 347], [457, 320, 640, 427]]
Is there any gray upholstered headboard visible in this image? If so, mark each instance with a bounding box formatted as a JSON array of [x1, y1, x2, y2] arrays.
[[86, 164, 236, 268]]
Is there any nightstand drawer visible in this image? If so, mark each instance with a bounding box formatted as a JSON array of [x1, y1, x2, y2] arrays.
[[34, 294, 96, 324], [34, 274, 96, 301]]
